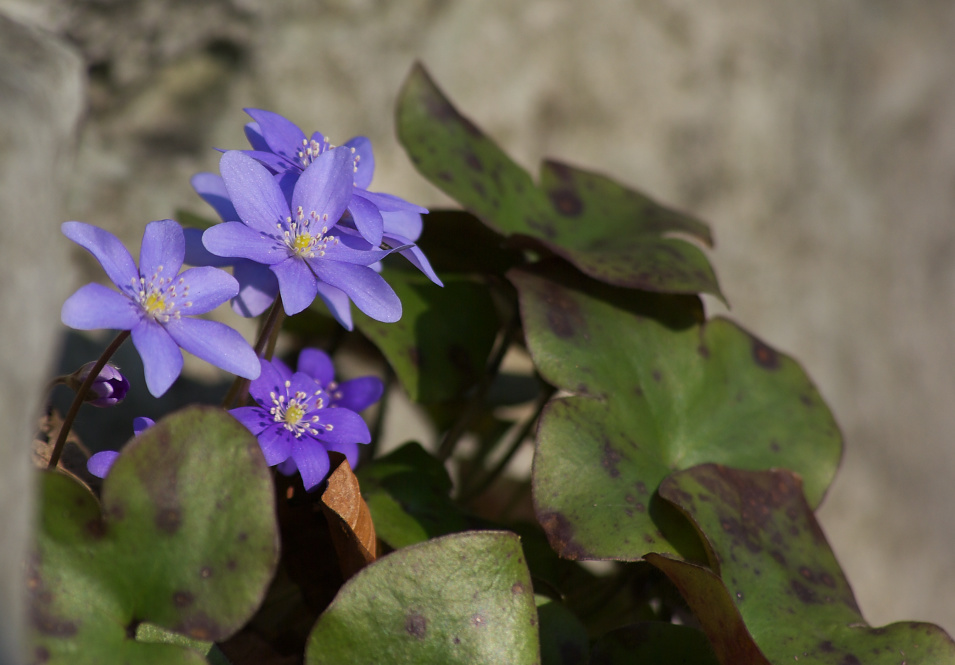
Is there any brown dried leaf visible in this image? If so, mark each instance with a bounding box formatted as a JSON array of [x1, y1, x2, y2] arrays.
[[320, 455, 378, 579]]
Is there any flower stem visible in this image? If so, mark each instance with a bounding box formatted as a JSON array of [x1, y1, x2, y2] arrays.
[[458, 382, 555, 504], [221, 297, 285, 409], [47, 330, 130, 470], [436, 312, 519, 462]]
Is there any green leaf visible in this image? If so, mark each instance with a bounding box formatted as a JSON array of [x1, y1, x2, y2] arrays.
[[535, 595, 588, 665], [29, 406, 279, 663], [651, 465, 955, 665], [511, 264, 841, 560], [589, 622, 721, 665], [397, 63, 723, 301], [410, 209, 524, 276], [355, 270, 499, 402], [305, 531, 540, 664], [357, 442, 473, 549]]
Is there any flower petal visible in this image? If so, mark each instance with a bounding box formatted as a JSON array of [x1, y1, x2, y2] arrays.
[[191, 172, 239, 222], [62, 284, 142, 331], [87, 451, 120, 479], [290, 440, 330, 491], [164, 318, 260, 380], [254, 422, 293, 466], [232, 260, 279, 317], [296, 348, 335, 386], [203, 221, 287, 265], [131, 320, 183, 397], [354, 188, 428, 215], [381, 210, 423, 240], [310, 261, 402, 323], [314, 407, 371, 444], [220, 150, 291, 233], [183, 227, 234, 268], [291, 148, 353, 231], [175, 266, 239, 314], [346, 193, 384, 246], [334, 376, 384, 412], [62, 221, 138, 291], [315, 282, 353, 330], [248, 359, 286, 407], [139, 219, 185, 279], [133, 417, 155, 436], [244, 108, 307, 165], [271, 258, 319, 315], [230, 406, 271, 435], [243, 122, 271, 152], [343, 136, 375, 189], [323, 440, 360, 469]]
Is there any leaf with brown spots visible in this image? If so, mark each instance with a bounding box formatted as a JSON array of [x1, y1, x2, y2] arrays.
[[397, 63, 724, 301], [28, 406, 280, 663], [320, 455, 377, 579], [305, 531, 539, 664], [512, 264, 841, 561], [354, 270, 499, 403], [651, 465, 955, 664]]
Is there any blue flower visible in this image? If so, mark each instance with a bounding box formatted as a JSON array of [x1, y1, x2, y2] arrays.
[[201, 150, 403, 322], [241, 109, 442, 286], [230, 350, 382, 490], [61, 219, 260, 397]]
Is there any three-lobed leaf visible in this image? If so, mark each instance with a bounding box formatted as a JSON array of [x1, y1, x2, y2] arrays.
[[396, 63, 723, 300], [651, 465, 955, 664], [29, 406, 279, 663], [512, 264, 841, 561]]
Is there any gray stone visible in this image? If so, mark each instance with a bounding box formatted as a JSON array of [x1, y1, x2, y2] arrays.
[[0, 11, 83, 664]]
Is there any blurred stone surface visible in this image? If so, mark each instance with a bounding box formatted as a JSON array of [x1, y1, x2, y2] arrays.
[[3, 0, 955, 643], [0, 12, 83, 664]]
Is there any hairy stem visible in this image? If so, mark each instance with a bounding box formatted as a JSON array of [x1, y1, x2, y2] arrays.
[[47, 330, 130, 469]]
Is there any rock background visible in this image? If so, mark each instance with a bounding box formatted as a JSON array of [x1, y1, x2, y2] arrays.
[[4, 0, 955, 658]]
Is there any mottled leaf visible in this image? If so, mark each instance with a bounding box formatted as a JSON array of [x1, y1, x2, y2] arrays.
[[652, 465, 955, 664], [589, 622, 721, 665], [28, 406, 279, 664], [357, 442, 471, 549], [512, 264, 841, 560], [397, 63, 723, 300], [320, 456, 377, 579], [355, 271, 499, 403], [305, 531, 539, 664]]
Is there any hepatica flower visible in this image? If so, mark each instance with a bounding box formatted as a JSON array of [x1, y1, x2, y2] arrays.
[[65, 362, 129, 407], [230, 348, 383, 490], [202, 149, 403, 321], [241, 108, 430, 248], [61, 220, 260, 397]]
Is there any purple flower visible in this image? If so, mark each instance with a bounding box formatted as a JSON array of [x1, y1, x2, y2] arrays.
[[87, 417, 155, 478], [242, 109, 430, 246], [202, 150, 403, 322], [230, 350, 382, 490], [67, 362, 129, 407], [240, 109, 442, 286], [61, 220, 261, 397]]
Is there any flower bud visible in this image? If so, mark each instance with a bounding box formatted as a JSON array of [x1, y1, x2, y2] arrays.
[[68, 362, 130, 408]]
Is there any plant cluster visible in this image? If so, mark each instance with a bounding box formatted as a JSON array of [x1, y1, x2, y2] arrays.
[[29, 64, 955, 664]]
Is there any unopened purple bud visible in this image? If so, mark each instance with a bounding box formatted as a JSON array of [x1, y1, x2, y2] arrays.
[[69, 362, 130, 407]]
